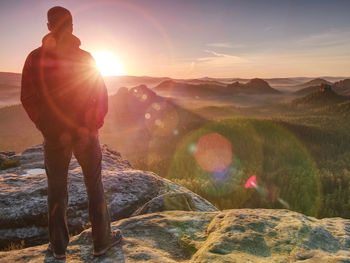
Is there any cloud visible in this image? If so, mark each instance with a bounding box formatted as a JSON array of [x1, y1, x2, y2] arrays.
[[295, 30, 350, 49], [197, 50, 246, 63], [206, 42, 244, 48]]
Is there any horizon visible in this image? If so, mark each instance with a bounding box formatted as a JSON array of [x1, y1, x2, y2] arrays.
[[1, 0, 350, 78], [1, 70, 349, 81]]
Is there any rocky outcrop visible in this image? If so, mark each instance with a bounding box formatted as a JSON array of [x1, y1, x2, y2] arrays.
[[132, 192, 203, 216], [0, 144, 217, 249], [1, 209, 350, 262]]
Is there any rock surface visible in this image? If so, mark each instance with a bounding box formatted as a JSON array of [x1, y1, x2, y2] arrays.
[[0, 144, 217, 249], [1, 209, 350, 262], [132, 192, 199, 216]]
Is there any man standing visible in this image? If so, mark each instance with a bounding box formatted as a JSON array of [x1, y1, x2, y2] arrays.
[[21, 6, 121, 259]]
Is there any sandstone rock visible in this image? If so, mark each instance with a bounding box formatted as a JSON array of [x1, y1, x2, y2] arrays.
[[1, 209, 350, 262], [0, 144, 217, 249]]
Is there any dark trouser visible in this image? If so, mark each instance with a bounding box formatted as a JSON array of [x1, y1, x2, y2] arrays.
[[43, 129, 111, 255]]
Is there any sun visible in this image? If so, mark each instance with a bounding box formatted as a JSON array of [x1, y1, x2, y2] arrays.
[[92, 51, 126, 76]]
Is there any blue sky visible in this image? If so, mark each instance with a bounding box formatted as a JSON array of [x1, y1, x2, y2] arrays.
[[1, 0, 349, 78]]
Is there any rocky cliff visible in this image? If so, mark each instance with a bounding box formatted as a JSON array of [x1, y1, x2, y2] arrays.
[[0, 144, 217, 250], [1, 145, 350, 262], [1, 209, 350, 262]]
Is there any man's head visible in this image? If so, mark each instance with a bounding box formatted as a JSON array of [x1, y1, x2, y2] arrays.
[[47, 6, 73, 35]]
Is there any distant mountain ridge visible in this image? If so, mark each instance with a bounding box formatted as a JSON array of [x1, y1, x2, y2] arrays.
[[227, 78, 280, 94], [292, 84, 348, 108], [153, 80, 230, 97], [296, 78, 332, 89], [1, 72, 350, 107], [154, 78, 280, 97], [109, 84, 203, 132], [294, 78, 333, 96], [295, 78, 350, 97], [333, 79, 350, 96]]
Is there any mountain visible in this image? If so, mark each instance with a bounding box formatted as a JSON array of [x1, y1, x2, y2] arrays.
[[100, 84, 205, 159], [296, 78, 332, 89], [292, 84, 348, 108], [0, 84, 204, 153], [294, 85, 321, 96], [178, 78, 226, 86], [294, 78, 333, 96], [153, 80, 231, 97], [295, 79, 350, 97], [227, 78, 280, 94], [333, 79, 350, 96], [154, 78, 280, 97], [103, 75, 170, 94], [109, 84, 203, 128]]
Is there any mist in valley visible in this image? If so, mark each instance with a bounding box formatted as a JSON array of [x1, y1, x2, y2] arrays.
[[2, 73, 350, 219]]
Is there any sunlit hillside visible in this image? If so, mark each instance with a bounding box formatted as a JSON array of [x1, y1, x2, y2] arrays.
[[1, 73, 350, 220]]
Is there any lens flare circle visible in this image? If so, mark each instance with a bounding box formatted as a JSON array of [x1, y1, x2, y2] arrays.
[[194, 132, 232, 172], [169, 118, 320, 214]]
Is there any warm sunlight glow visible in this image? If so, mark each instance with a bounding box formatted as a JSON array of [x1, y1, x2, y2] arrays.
[[92, 51, 125, 76]]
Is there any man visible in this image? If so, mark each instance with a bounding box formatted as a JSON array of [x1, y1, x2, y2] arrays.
[[21, 6, 121, 259]]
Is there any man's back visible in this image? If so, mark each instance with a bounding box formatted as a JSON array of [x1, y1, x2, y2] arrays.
[[21, 31, 108, 138]]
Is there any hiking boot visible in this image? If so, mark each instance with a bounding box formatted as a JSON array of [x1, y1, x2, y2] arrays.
[[47, 243, 66, 260], [93, 229, 122, 257]]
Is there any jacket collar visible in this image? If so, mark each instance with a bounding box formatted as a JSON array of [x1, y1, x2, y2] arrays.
[[42, 32, 81, 52]]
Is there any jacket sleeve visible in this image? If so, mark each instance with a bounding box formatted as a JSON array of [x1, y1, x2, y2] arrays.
[[21, 53, 40, 129], [87, 55, 108, 130], [94, 70, 108, 129]]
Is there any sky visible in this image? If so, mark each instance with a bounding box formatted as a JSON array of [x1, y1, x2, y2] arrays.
[[1, 0, 350, 78]]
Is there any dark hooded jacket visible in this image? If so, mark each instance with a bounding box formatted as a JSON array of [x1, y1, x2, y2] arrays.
[[21, 32, 108, 138]]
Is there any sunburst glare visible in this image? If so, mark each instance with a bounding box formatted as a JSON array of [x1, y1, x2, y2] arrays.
[[92, 51, 125, 76]]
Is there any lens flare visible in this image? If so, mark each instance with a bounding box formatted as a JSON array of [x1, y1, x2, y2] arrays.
[[245, 174, 290, 209], [194, 132, 232, 172], [145, 103, 180, 137], [92, 51, 125, 76], [169, 118, 320, 214], [245, 175, 257, 189]]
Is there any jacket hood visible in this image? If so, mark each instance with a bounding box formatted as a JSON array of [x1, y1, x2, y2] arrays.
[[42, 32, 81, 52]]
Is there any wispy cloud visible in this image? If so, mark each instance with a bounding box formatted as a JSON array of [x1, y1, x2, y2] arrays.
[[295, 30, 350, 49], [206, 42, 245, 49], [198, 50, 246, 63]]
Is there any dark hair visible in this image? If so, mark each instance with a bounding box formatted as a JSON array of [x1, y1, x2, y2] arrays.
[[47, 6, 72, 31]]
